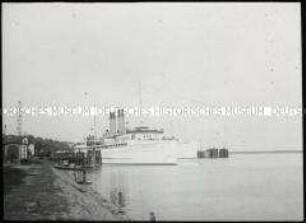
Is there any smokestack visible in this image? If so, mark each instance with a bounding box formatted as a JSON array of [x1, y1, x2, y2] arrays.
[[117, 109, 126, 135], [109, 112, 117, 136]]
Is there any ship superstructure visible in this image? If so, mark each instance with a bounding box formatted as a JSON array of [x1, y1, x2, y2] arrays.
[[99, 109, 178, 165]]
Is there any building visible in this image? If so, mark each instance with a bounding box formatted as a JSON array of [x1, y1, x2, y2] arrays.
[[4, 144, 34, 163]]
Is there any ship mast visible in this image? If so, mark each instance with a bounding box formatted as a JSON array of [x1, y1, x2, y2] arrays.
[[93, 101, 97, 143], [139, 82, 144, 125], [3, 124, 7, 147], [85, 92, 97, 144]]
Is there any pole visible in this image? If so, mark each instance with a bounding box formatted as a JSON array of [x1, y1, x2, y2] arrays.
[[93, 101, 97, 143], [3, 124, 6, 146], [139, 82, 143, 125], [17, 100, 23, 136]]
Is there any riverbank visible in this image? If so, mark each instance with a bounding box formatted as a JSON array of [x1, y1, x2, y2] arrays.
[[3, 159, 130, 221]]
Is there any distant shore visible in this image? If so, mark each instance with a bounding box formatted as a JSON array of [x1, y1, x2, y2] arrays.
[[230, 150, 302, 154], [3, 159, 130, 221]]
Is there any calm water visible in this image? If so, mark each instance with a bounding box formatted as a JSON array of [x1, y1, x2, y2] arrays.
[[89, 153, 303, 221]]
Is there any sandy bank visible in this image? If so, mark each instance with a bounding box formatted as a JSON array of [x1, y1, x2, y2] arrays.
[[52, 164, 130, 221], [4, 159, 130, 221]]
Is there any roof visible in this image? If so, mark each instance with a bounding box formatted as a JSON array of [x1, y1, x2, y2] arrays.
[[126, 126, 164, 134]]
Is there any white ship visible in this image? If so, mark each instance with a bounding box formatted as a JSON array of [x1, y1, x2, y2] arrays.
[[98, 109, 178, 165], [176, 140, 199, 159], [75, 83, 180, 165]]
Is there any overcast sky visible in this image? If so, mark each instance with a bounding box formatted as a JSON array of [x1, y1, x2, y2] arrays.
[[3, 3, 302, 149]]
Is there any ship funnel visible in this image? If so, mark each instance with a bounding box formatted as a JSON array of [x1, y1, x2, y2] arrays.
[[117, 109, 126, 135], [109, 112, 117, 136]]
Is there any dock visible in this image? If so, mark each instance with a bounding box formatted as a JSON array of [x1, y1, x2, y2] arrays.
[[197, 147, 229, 159]]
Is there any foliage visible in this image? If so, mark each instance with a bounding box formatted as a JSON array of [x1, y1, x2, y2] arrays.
[[3, 134, 71, 156]]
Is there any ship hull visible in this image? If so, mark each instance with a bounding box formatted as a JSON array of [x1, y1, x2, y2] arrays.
[[177, 141, 199, 159], [101, 140, 178, 165]]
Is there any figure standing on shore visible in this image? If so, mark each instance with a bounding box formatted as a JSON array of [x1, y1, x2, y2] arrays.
[[82, 168, 86, 183], [118, 191, 123, 207], [150, 211, 156, 221]]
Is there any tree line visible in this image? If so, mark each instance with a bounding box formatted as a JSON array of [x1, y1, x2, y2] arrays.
[[2, 134, 72, 157]]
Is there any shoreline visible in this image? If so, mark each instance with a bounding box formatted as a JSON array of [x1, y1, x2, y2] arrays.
[[230, 150, 302, 154], [4, 159, 130, 221]]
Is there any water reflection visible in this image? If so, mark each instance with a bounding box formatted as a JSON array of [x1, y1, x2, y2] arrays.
[[91, 154, 303, 221], [91, 167, 130, 215], [91, 165, 160, 220], [110, 188, 126, 214]]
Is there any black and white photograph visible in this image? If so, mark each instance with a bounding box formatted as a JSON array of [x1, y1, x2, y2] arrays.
[[2, 2, 303, 221]]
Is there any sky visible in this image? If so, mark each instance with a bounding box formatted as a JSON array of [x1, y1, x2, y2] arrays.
[[2, 3, 302, 150]]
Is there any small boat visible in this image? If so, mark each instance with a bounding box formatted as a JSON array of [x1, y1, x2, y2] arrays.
[[76, 180, 92, 185], [54, 163, 94, 171]]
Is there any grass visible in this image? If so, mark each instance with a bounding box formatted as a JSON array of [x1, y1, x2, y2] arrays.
[[3, 160, 69, 220]]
